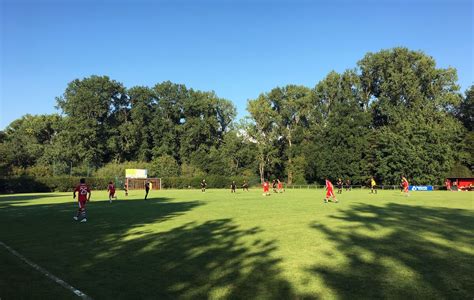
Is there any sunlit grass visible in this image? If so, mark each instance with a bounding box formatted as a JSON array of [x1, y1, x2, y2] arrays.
[[1, 188, 472, 299]]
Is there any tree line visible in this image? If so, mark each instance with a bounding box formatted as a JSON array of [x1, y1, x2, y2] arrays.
[[1, 47, 472, 185]]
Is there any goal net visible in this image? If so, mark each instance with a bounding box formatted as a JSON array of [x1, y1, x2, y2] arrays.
[[125, 178, 162, 190]]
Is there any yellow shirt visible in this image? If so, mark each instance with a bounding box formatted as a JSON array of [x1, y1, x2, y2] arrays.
[[371, 179, 376, 187]]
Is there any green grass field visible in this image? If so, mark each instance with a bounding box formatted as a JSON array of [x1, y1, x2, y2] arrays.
[[1, 188, 473, 299]]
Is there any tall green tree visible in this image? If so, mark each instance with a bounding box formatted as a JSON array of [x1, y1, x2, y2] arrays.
[[359, 47, 463, 184], [128, 86, 157, 161], [1, 114, 63, 175], [246, 96, 280, 183], [56, 75, 127, 166], [457, 85, 473, 131], [312, 70, 371, 183], [453, 86, 474, 174], [266, 85, 313, 184]]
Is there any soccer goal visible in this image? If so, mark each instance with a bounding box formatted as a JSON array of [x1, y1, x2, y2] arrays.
[[124, 169, 161, 190], [125, 178, 161, 190]]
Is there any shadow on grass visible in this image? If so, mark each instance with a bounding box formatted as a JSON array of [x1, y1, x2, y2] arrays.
[[83, 218, 305, 299], [309, 203, 474, 299], [0, 193, 66, 204], [0, 197, 310, 299]]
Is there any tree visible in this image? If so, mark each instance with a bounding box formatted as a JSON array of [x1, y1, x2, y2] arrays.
[[128, 86, 157, 161], [219, 129, 258, 176], [56, 75, 127, 166], [457, 86, 473, 131], [359, 48, 464, 184], [0, 114, 63, 175], [312, 70, 371, 184], [246, 96, 280, 183], [150, 155, 179, 177], [265, 85, 313, 184]]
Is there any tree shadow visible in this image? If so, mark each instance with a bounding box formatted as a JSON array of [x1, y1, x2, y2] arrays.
[[79, 218, 307, 299], [0, 198, 311, 299], [0, 193, 66, 206], [308, 203, 474, 299]]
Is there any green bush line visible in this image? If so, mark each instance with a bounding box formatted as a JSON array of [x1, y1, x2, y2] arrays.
[[0, 176, 262, 193]]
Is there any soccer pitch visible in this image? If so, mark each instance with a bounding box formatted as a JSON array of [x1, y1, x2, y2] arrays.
[[1, 189, 472, 299]]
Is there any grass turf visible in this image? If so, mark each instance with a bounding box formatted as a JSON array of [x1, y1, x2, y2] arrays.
[[0, 188, 473, 299]]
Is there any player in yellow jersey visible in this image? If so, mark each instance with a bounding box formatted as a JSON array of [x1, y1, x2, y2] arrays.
[[370, 177, 377, 194]]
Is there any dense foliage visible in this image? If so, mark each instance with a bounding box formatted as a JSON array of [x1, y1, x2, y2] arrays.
[[0, 48, 471, 186]]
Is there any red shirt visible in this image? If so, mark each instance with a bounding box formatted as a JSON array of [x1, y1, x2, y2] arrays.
[[75, 183, 90, 201], [325, 180, 333, 190], [108, 184, 115, 192], [402, 179, 409, 188], [263, 182, 269, 190]]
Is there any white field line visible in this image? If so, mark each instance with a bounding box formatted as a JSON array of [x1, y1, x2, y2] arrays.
[[0, 241, 92, 299]]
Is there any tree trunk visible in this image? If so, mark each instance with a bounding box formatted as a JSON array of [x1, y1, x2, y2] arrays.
[[287, 127, 293, 185]]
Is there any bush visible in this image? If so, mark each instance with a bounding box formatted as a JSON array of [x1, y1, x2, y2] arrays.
[[0, 175, 261, 193], [150, 155, 179, 177], [0, 176, 51, 193], [0, 176, 113, 193], [161, 176, 260, 189], [180, 163, 205, 177]]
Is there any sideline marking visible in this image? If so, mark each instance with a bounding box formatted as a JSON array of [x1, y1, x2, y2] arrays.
[[0, 241, 92, 299]]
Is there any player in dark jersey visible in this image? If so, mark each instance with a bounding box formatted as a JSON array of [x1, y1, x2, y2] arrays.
[[73, 178, 91, 222], [231, 181, 236, 193], [272, 179, 278, 193], [242, 180, 249, 191], [345, 179, 351, 191], [336, 178, 343, 194], [201, 179, 207, 192], [144, 181, 150, 200]]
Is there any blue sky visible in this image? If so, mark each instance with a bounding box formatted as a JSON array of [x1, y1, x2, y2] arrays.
[[1, 0, 472, 129]]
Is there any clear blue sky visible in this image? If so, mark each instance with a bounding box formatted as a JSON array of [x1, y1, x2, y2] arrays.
[[1, 0, 472, 129]]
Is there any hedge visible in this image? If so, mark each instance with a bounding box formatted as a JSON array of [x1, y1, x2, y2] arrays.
[[160, 176, 261, 189], [0, 177, 111, 193], [0, 176, 262, 193]]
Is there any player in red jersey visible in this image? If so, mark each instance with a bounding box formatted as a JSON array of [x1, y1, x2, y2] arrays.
[[262, 180, 270, 196], [107, 181, 117, 203], [401, 176, 410, 196], [324, 178, 338, 203], [73, 178, 91, 222], [277, 179, 283, 193], [445, 179, 451, 191]]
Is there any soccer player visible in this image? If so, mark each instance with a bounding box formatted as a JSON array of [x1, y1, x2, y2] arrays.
[[124, 183, 128, 196], [336, 178, 343, 194], [73, 178, 91, 223], [242, 180, 249, 191], [144, 180, 150, 200], [370, 177, 377, 194], [345, 179, 351, 191], [324, 178, 338, 203], [107, 181, 117, 203], [262, 180, 270, 196], [272, 179, 278, 193], [401, 176, 409, 196], [277, 179, 283, 193], [231, 181, 236, 193], [201, 179, 207, 192], [445, 179, 451, 191]]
